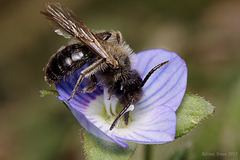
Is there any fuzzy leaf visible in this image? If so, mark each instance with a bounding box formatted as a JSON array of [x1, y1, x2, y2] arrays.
[[81, 129, 137, 160], [175, 93, 215, 138]]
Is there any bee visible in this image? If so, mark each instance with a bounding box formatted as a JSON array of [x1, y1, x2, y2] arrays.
[[41, 2, 169, 130]]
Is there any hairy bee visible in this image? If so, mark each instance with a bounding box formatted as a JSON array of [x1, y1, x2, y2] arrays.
[[41, 2, 169, 130]]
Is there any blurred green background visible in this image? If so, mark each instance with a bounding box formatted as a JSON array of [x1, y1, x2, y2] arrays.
[[0, 0, 239, 159]]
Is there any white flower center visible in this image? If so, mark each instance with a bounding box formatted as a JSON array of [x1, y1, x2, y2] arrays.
[[85, 88, 135, 130]]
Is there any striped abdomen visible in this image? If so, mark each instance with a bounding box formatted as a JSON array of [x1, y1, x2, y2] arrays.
[[45, 43, 97, 83]]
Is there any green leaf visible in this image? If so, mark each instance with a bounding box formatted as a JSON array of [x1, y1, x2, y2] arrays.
[[40, 89, 71, 111], [39, 89, 59, 97], [175, 93, 215, 138], [81, 129, 137, 160]]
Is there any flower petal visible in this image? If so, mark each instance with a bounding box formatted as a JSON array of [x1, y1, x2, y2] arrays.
[[114, 105, 177, 144], [133, 49, 187, 111], [56, 71, 130, 148], [55, 49, 187, 148], [78, 93, 176, 146], [66, 95, 130, 148]]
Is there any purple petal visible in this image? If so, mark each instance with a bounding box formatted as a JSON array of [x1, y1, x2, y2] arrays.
[[111, 49, 187, 144], [133, 49, 187, 111], [56, 73, 130, 148], [66, 97, 130, 148], [114, 105, 177, 144], [75, 92, 176, 146], [55, 49, 187, 148]]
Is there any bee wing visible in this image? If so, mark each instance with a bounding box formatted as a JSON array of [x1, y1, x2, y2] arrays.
[[41, 3, 118, 68]]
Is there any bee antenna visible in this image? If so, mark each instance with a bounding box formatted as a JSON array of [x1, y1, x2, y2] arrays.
[[110, 98, 133, 131], [141, 60, 169, 87]]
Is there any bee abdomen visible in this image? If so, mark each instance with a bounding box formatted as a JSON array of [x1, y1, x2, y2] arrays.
[[45, 43, 96, 83]]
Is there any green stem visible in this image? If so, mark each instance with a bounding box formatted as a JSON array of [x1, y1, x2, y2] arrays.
[[145, 145, 153, 160]]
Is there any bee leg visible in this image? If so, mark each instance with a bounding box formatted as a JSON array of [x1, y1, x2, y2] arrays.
[[109, 97, 134, 130], [76, 75, 98, 94], [96, 31, 111, 40], [81, 84, 97, 93], [115, 31, 123, 44], [141, 60, 169, 87], [124, 111, 129, 125], [66, 74, 85, 103], [66, 59, 104, 103]]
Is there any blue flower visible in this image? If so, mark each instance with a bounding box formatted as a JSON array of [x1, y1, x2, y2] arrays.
[[55, 49, 187, 148]]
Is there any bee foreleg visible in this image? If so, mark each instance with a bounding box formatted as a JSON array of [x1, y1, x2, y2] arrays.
[[109, 96, 134, 130]]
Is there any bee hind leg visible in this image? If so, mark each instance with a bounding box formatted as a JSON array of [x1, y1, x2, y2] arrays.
[[76, 75, 98, 94], [66, 74, 85, 103], [66, 59, 104, 103]]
